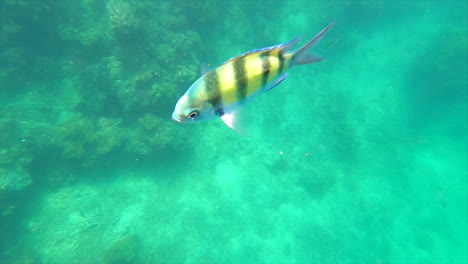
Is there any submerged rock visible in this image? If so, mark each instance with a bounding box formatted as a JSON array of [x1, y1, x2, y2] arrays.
[[101, 234, 140, 264], [2, 247, 41, 264]]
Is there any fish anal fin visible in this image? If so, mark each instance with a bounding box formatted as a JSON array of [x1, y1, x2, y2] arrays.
[[266, 73, 288, 92]]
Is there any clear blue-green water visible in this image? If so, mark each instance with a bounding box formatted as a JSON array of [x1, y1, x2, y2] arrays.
[[0, 1, 467, 263]]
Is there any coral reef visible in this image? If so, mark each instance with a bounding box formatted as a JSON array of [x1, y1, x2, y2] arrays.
[[125, 114, 179, 155], [0, 116, 32, 192], [0, 165, 31, 192], [0, 191, 15, 219], [106, 0, 141, 44]]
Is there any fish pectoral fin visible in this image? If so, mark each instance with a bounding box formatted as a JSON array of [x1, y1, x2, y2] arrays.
[[220, 110, 249, 136], [266, 73, 288, 92]]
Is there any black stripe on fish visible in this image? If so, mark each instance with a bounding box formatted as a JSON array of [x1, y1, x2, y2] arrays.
[[278, 49, 285, 75], [261, 51, 270, 87], [234, 56, 247, 102], [205, 70, 221, 107]]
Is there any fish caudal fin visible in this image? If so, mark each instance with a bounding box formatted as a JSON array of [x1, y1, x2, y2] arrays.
[[292, 21, 336, 65]]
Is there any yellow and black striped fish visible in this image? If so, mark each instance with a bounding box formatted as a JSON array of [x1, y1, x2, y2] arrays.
[[172, 21, 336, 133]]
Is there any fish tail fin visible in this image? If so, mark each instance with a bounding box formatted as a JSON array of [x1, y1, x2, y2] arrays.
[[292, 21, 336, 65]]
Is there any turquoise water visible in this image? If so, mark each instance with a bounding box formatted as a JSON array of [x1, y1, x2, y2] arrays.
[[0, 1, 467, 263]]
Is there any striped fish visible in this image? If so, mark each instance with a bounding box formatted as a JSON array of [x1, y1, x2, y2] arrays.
[[172, 21, 336, 133]]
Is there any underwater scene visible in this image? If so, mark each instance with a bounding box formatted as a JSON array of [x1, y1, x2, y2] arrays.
[[0, 0, 467, 263]]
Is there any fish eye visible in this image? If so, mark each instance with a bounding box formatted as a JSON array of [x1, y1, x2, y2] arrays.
[[187, 110, 199, 119]]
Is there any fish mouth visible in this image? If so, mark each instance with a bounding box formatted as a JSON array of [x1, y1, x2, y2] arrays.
[[171, 114, 183, 123]]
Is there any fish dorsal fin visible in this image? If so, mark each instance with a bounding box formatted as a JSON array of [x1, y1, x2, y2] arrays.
[[220, 45, 281, 65], [200, 63, 217, 76], [200, 63, 209, 75], [280, 37, 303, 54], [220, 37, 302, 66]]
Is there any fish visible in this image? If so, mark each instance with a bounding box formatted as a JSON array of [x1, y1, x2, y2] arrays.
[[172, 21, 336, 133]]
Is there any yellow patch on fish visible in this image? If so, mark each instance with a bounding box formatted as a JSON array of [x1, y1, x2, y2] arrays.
[[244, 53, 263, 96], [216, 63, 237, 105]]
